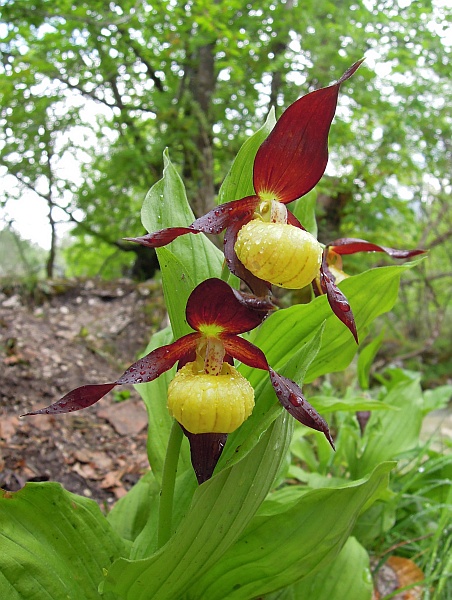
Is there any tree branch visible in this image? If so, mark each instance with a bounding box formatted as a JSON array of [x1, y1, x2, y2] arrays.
[[48, 72, 117, 109], [425, 228, 452, 250], [117, 25, 165, 93]]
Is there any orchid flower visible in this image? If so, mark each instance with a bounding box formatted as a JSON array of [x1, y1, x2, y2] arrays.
[[315, 238, 425, 342], [24, 278, 333, 483], [126, 60, 365, 299]]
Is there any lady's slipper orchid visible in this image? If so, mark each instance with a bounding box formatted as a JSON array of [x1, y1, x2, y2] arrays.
[[24, 278, 333, 483], [315, 238, 425, 342], [126, 60, 365, 297]]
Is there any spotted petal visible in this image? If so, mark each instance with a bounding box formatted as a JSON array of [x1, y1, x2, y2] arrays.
[[22, 383, 117, 416], [126, 196, 259, 248], [125, 227, 198, 248], [320, 262, 358, 344], [269, 368, 335, 449], [253, 59, 364, 204], [117, 332, 201, 384], [24, 333, 201, 416]]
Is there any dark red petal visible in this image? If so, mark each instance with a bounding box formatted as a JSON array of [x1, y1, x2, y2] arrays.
[[186, 278, 267, 334], [116, 332, 201, 385], [191, 196, 260, 234], [221, 333, 269, 371], [124, 227, 199, 248], [329, 237, 426, 258], [181, 426, 228, 484], [125, 196, 260, 248], [253, 59, 364, 204], [269, 368, 335, 449], [224, 220, 272, 297], [320, 262, 358, 343], [286, 210, 306, 230], [22, 383, 117, 416]]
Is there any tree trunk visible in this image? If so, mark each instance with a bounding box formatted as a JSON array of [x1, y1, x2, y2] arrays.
[[184, 42, 216, 217], [45, 202, 57, 278]]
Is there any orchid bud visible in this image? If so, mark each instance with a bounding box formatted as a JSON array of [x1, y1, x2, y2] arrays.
[[234, 220, 323, 289], [167, 362, 254, 434]]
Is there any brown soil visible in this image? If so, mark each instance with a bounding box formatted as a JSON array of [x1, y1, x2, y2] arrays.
[[0, 278, 166, 506]]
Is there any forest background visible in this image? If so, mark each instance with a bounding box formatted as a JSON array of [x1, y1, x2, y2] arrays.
[[0, 0, 451, 387]]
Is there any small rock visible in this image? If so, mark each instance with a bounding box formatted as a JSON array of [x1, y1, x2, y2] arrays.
[[2, 295, 21, 308], [97, 400, 147, 436]]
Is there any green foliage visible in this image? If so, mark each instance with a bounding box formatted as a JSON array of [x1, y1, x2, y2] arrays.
[[243, 264, 411, 386], [62, 236, 136, 279], [0, 483, 127, 599], [0, 228, 47, 278], [288, 363, 452, 598], [185, 464, 392, 600]]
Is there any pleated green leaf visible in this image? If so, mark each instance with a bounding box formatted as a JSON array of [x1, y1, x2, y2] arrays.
[[141, 149, 223, 339], [102, 412, 293, 600], [218, 108, 276, 205], [243, 264, 409, 387], [185, 462, 393, 600], [0, 483, 127, 600], [291, 536, 373, 600]]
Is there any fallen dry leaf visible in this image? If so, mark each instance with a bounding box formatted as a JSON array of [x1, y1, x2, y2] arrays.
[[373, 555, 425, 600]]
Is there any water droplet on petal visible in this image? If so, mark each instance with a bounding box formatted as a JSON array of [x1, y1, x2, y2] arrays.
[[338, 300, 350, 312]]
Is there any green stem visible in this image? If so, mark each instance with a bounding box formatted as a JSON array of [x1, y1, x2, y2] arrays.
[[157, 419, 183, 548], [220, 259, 230, 282]]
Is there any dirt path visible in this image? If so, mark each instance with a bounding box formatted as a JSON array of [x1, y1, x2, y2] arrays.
[[0, 278, 166, 505]]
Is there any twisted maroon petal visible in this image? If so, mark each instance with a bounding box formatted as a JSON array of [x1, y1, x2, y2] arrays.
[[125, 227, 199, 248], [125, 196, 259, 249], [192, 196, 260, 233], [224, 219, 271, 297], [116, 332, 201, 385], [23, 333, 202, 416], [329, 237, 426, 258], [253, 59, 364, 204], [319, 262, 358, 344], [221, 333, 269, 371], [186, 278, 269, 334], [269, 368, 335, 449], [22, 383, 117, 416]]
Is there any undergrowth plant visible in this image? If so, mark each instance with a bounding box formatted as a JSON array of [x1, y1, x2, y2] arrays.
[[2, 59, 447, 600]]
